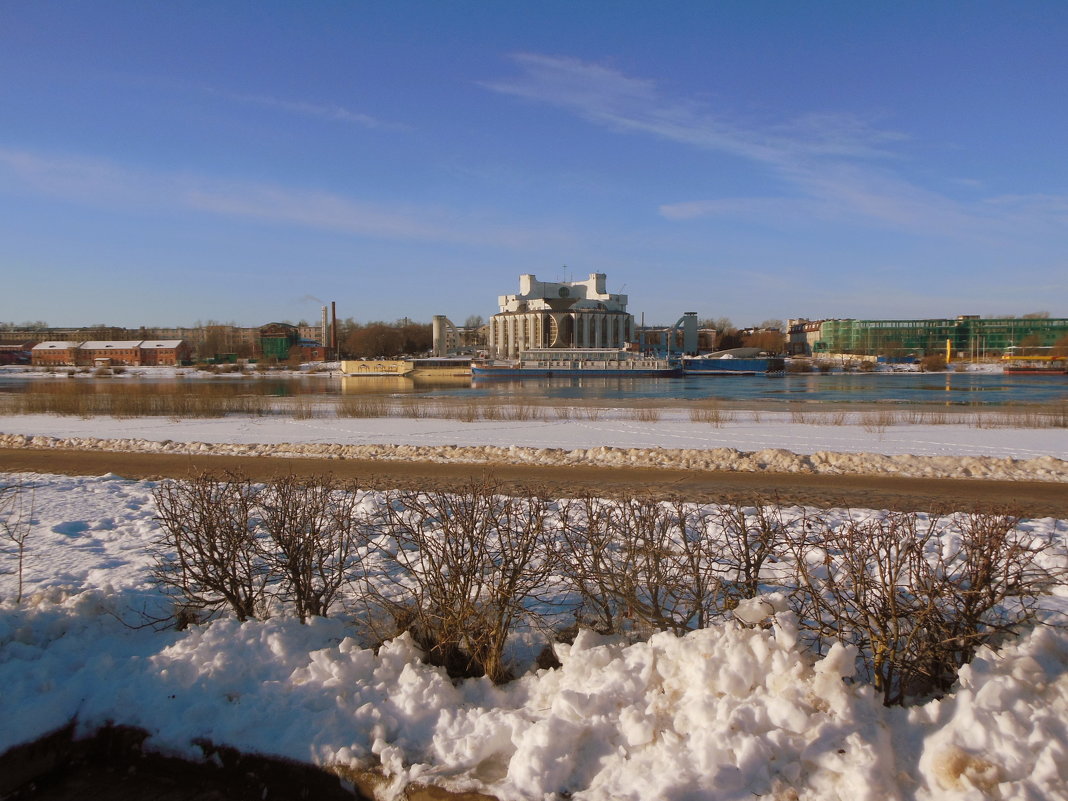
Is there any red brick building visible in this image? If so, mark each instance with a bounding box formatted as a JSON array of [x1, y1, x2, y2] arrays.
[[31, 340, 192, 367], [138, 340, 193, 366], [31, 342, 79, 366]]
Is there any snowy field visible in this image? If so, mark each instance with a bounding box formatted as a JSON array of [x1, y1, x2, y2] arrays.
[[3, 407, 1068, 481], [2, 468, 1068, 800]]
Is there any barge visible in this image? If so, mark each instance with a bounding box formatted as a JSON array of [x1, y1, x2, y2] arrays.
[[472, 348, 680, 378]]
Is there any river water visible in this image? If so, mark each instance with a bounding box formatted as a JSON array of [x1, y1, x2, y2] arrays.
[[2, 371, 1065, 406]]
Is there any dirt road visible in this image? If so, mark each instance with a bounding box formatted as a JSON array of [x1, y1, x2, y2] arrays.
[[3, 447, 1066, 515]]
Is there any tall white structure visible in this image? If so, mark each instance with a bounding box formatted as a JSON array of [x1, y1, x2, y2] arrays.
[[489, 273, 634, 358]]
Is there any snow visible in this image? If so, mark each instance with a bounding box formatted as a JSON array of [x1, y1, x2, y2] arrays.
[[2, 468, 1068, 800], [2, 394, 1068, 798], [2, 407, 1068, 481]]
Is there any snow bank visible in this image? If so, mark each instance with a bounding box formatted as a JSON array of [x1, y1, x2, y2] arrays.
[[3, 431, 1066, 482], [4, 591, 1068, 800]]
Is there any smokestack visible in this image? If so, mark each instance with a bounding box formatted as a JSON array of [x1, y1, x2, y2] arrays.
[[331, 302, 337, 353], [321, 306, 328, 349]]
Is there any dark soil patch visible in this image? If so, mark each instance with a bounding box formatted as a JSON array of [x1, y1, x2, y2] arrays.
[[2, 447, 1066, 516]]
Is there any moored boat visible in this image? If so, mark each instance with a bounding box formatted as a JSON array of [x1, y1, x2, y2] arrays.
[[472, 348, 680, 378], [682, 348, 785, 375], [1001, 355, 1067, 374]]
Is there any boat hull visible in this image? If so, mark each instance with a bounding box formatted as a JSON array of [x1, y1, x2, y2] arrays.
[[682, 357, 785, 375], [472, 366, 681, 378]]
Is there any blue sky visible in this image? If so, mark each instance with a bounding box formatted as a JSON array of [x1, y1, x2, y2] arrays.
[[2, 2, 1066, 328]]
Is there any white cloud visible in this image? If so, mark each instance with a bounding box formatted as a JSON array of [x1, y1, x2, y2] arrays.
[[223, 91, 408, 131], [485, 53, 904, 166], [0, 147, 552, 249], [486, 53, 1068, 240]]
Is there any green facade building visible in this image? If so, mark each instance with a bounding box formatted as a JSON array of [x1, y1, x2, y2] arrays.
[[808, 316, 1068, 358]]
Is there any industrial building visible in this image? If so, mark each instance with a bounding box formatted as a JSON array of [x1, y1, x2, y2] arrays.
[[30, 340, 192, 367], [788, 316, 1068, 358], [488, 273, 634, 358]]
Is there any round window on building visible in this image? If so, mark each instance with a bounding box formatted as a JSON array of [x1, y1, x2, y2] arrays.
[[559, 287, 570, 298]]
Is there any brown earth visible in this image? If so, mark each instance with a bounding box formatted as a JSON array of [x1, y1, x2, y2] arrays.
[[3, 447, 1066, 515]]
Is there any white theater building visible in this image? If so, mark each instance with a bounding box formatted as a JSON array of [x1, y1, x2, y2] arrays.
[[488, 273, 634, 358]]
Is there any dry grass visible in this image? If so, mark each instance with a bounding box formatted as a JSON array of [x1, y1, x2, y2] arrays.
[[0, 383, 274, 418], [336, 396, 389, 418], [689, 402, 732, 427], [629, 406, 662, 423]]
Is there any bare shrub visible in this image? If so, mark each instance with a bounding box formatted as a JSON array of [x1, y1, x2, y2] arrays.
[[368, 481, 557, 682], [556, 496, 726, 637], [786, 509, 1064, 705], [555, 494, 631, 634], [616, 498, 724, 634], [712, 500, 791, 603], [152, 472, 269, 622], [787, 511, 941, 705], [920, 354, 947, 372], [258, 474, 366, 622], [0, 479, 36, 603], [553, 405, 574, 421], [917, 511, 1062, 689]]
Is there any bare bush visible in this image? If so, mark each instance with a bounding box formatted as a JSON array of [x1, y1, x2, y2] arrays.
[[920, 354, 947, 372], [555, 494, 632, 634], [368, 481, 557, 682], [556, 496, 727, 637], [917, 511, 1062, 690], [785, 509, 1064, 705], [712, 500, 791, 603], [258, 474, 367, 622], [0, 479, 35, 603], [152, 472, 269, 622]]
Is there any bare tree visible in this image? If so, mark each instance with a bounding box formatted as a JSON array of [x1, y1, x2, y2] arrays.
[[1, 479, 35, 603]]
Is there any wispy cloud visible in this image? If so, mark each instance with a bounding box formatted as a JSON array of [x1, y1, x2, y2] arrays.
[[0, 147, 550, 249], [222, 91, 408, 131], [484, 54, 905, 166], [485, 53, 1068, 239]]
